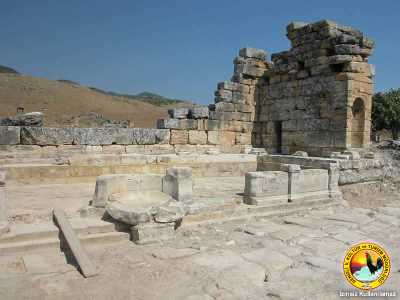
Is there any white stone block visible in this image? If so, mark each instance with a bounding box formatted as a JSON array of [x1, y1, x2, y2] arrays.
[[162, 167, 192, 202], [93, 174, 129, 207]]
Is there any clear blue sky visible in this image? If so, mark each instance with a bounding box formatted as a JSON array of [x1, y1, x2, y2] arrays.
[[1, 0, 398, 105]]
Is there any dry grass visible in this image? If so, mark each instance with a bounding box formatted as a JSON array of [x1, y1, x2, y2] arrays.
[[0, 74, 172, 128]]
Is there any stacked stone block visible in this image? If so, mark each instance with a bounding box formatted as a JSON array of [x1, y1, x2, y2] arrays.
[[253, 20, 374, 155]]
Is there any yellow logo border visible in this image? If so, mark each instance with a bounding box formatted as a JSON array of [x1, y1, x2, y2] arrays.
[[343, 242, 391, 290]]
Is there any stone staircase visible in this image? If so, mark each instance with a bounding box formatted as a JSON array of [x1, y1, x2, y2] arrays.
[[0, 218, 130, 255]]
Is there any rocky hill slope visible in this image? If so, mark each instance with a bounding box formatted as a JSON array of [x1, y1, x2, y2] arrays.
[[0, 72, 197, 128]]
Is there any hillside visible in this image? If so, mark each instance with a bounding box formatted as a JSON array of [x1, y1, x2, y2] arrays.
[[0, 73, 197, 128]]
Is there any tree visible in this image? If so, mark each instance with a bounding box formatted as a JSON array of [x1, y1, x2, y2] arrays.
[[372, 89, 400, 140]]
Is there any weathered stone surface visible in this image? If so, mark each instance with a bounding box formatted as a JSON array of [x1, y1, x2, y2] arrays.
[[73, 128, 132, 145], [0, 112, 43, 127], [170, 130, 188, 145], [168, 108, 189, 119], [291, 169, 329, 195], [93, 174, 129, 208], [189, 107, 209, 119], [162, 167, 192, 202], [131, 222, 176, 244], [209, 111, 251, 122], [133, 128, 170, 145], [218, 131, 235, 148], [207, 131, 219, 145], [21, 127, 74, 145], [188, 130, 207, 145], [157, 119, 198, 130], [152, 199, 185, 223], [235, 132, 251, 145], [244, 171, 289, 204], [239, 48, 267, 60], [0, 126, 20, 145], [106, 200, 151, 225]]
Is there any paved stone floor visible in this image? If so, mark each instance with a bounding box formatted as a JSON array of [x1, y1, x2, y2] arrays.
[[0, 202, 399, 300]]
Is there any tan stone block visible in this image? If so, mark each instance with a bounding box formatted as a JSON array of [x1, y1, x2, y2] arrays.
[[125, 145, 146, 154], [188, 130, 207, 145], [170, 130, 188, 145], [102, 145, 126, 154], [219, 131, 235, 145], [235, 132, 252, 145], [174, 144, 198, 153], [207, 131, 219, 145], [197, 119, 207, 131], [143, 144, 174, 154]]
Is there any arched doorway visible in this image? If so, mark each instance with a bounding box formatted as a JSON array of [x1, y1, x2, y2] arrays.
[[350, 98, 365, 147]]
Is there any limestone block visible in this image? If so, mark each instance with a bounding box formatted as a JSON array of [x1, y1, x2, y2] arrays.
[[157, 119, 198, 130], [207, 131, 219, 145], [188, 130, 207, 145], [214, 89, 233, 102], [131, 222, 176, 244], [106, 200, 151, 225], [102, 145, 126, 154], [218, 131, 235, 148], [291, 169, 329, 195], [328, 163, 340, 193], [152, 199, 185, 223], [133, 128, 170, 145], [73, 128, 133, 145], [93, 174, 129, 208], [343, 150, 361, 160], [239, 48, 267, 60], [235, 132, 251, 145], [143, 144, 174, 154], [0, 126, 20, 145], [244, 172, 265, 198], [0, 112, 43, 127], [125, 145, 146, 154], [170, 130, 188, 145], [168, 108, 189, 119], [235, 56, 266, 72], [209, 111, 251, 122], [244, 171, 288, 205], [21, 127, 74, 145], [189, 107, 209, 119], [217, 81, 240, 91], [334, 44, 361, 55], [162, 167, 192, 202]]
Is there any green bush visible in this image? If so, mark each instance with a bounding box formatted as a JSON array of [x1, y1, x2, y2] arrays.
[[372, 89, 400, 139]]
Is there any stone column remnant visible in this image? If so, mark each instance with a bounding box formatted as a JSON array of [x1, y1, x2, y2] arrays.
[[162, 167, 193, 202], [280, 164, 301, 202]]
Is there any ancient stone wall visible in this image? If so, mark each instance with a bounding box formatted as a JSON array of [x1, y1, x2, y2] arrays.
[[256, 20, 374, 155], [209, 20, 374, 156], [0, 20, 374, 157]]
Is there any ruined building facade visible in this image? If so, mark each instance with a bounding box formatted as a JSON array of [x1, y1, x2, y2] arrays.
[[212, 20, 375, 156]]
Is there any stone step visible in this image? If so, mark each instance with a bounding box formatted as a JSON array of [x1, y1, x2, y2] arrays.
[[0, 218, 116, 244], [183, 197, 335, 225], [0, 231, 130, 255]]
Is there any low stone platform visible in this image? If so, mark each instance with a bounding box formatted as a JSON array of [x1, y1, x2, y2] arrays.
[[1, 152, 257, 184]]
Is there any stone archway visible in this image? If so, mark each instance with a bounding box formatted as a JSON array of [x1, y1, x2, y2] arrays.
[[350, 97, 365, 148]]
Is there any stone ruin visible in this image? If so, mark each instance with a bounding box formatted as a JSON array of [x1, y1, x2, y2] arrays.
[[0, 20, 383, 248]]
